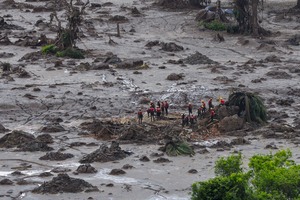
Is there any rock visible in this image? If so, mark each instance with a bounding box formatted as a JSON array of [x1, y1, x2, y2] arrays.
[[39, 152, 74, 161], [265, 70, 292, 79], [166, 73, 184, 81], [0, 179, 13, 185], [38, 172, 54, 177], [276, 98, 294, 106], [265, 142, 278, 149], [230, 137, 251, 145], [188, 169, 198, 174], [51, 167, 72, 173], [70, 142, 86, 147], [11, 171, 24, 176], [217, 106, 239, 120], [0, 52, 14, 58], [197, 148, 209, 154], [0, 130, 35, 148], [179, 51, 218, 65], [17, 141, 54, 152], [90, 3, 101, 8], [210, 141, 232, 149], [139, 155, 150, 162], [263, 55, 281, 63], [115, 59, 144, 69], [153, 157, 171, 163], [0, 123, 8, 133], [32, 173, 99, 194], [36, 134, 53, 144], [109, 15, 129, 23], [104, 54, 122, 64], [219, 115, 244, 132], [79, 141, 131, 163], [122, 164, 134, 169], [145, 40, 160, 48], [109, 169, 126, 175], [39, 124, 65, 133], [131, 7, 141, 15], [91, 63, 110, 70], [161, 42, 183, 52], [76, 164, 98, 174]]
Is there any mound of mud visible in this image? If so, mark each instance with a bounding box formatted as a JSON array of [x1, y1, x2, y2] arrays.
[[39, 152, 74, 161], [39, 124, 65, 133], [76, 164, 98, 173], [179, 52, 218, 65], [265, 70, 292, 79], [161, 42, 184, 52], [32, 173, 99, 194], [36, 134, 54, 143], [0, 130, 53, 151], [0, 17, 24, 30], [80, 119, 119, 140], [79, 141, 132, 163]]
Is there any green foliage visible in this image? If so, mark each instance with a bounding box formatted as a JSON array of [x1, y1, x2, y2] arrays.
[[215, 153, 243, 177], [1, 62, 12, 71], [202, 20, 227, 31], [56, 48, 84, 59], [165, 141, 195, 156], [41, 44, 58, 55], [227, 92, 267, 123], [191, 173, 250, 200], [191, 149, 300, 200]]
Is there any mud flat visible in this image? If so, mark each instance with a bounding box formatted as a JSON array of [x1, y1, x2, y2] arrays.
[[1, 0, 300, 199]]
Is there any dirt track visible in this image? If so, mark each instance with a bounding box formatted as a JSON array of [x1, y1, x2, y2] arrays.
[[1, 0, 300, 199]]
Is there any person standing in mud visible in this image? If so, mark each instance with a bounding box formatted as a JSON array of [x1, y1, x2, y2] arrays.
[[161, 101, 165, 116], [156, 106, 161, 120], [150, 106, 155, 122], [137, 109, 143, 124], [208, 98, 214, 110], [201, 100, 206, 114], [210, 108, 215, 122], [181, 114, 185, 127], [157, 101, 161, 108], [150, 101, 155, 108], [198, 106, 202, 118], [164, 100, 169, 116], [188, 103, 193, 115]]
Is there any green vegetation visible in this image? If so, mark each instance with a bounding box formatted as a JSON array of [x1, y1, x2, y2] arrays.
[[56, 48, 84, 59], [1, 62, 12, 71], [201, 20, 227, 31], [227, 92, 267, 123], [165, 140, 195, 156], [41, 44, 58, 55], [191, 149, 300, 200]]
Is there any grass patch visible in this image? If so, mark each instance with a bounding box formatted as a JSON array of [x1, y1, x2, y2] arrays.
[[201, 20, 227, 31], [56, 48, 85, 59], [41, 44, 58, 55]]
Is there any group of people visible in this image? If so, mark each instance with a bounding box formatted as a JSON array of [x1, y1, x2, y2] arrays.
[[137, 100, 169, 124], [137, 97, 225, 125]]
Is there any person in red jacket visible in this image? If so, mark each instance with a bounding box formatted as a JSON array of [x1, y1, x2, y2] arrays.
[[150, 107, 155, 122], [156, 106, 161, 120], [137, 109, 143, 124]]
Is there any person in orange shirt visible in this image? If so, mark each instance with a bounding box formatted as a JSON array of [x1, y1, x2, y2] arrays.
[[137, 109, 143, 124]]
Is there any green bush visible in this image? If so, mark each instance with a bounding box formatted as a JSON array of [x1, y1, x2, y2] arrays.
[[203, 20, 227, 31], [215, 153, 243, 177], [56, 48, 84, 59], [191, 149, 300, 200], [41, 44, 58, 55]]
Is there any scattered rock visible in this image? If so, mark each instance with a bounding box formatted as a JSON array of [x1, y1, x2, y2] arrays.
[[39, 124, 65, 133], [51, 167, 72, 173], [115, 59, 144, 69], [32, 173, 99, 194], [76, 164, 98, 174], [263, 55, 281, 63], [188, 169, 198, 174], [0, 179, 13, 185], [265, 70, 292, 79], [109, 169, 126, 175], [276, 98, 294, 106], [153, 157, 171, 163], [145, 40, 160, 48], [230, 137, 251, 145], [39, 152, 74, 161], [139, 155, 150, 162], [79, 141, 132, 163], [36, 134, 54, 144], [179, 51, 218, 65], [38, 172, 54, 177], [161, 42, 183, 52], [166, 73, 184, 81], [122, 164, 134, 169], [219, 115, 244, 132]]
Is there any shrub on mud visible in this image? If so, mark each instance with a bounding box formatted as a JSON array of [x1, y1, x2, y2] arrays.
[[56, 48, 84, 59], [201, 20, 227, 31], [41, 44, 58, 55], [191, 149, 300, 200]]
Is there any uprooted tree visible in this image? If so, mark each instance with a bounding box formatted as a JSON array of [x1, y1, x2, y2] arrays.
[[42, 0, 89, 59]]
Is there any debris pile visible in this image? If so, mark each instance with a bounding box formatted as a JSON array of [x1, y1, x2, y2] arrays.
[[79, 141, 132, 163], [39, 152, 74, 161], [179, 52, 218, 65], [32, 173, 99, 194]]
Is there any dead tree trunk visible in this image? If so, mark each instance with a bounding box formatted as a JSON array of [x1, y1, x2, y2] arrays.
[[251, 0, 259, 36]]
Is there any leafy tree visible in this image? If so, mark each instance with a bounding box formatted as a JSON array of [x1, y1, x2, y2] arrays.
[[191, 149, 300, 200], [227, 91, 267, 124]]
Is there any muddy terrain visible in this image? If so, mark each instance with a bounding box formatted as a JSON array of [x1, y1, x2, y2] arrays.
[[1, 0, 300, 199]]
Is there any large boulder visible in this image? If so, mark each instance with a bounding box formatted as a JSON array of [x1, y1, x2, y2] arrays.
[[219, 114, 244, 132]]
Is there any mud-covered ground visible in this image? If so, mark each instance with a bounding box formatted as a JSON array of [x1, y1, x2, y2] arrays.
[[1, 0, 300, 199]]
